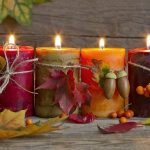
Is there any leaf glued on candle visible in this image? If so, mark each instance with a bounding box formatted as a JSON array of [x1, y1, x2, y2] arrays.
[[92, 59, 110, 88], [97, 122, 140, 134], [36, 69, 91, 115]]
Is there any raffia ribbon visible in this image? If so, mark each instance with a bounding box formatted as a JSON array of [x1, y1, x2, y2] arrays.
[[0, 43, 38, 94]]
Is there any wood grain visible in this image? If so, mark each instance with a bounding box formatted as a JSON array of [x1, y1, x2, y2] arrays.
[[0, 118, 149, 150], [0, 0, 149, 48]]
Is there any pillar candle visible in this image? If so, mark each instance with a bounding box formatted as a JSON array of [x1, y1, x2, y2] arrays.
[[0, 36, 34, 116], [81, 39, 126, 117], [128, 35, 150, 117], [35, 35, 80, 118]]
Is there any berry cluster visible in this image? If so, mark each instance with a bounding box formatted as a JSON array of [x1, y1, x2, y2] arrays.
[[109, 109, 134, 123], [136, 84, 150, 98]]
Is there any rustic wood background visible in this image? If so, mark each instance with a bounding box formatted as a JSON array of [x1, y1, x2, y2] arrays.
[[0, 0, 150, 49]]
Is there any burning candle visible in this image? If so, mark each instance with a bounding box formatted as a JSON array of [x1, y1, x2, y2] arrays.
[[81, 38, 126, 117], [35, 35, 80, 118], [0, 35, 34, 116], [128, 35, 150, 117]]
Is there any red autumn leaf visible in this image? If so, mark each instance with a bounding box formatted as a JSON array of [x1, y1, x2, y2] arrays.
[[36, 69, 91, 115], [54, 76, 76, 114], [36, 70, 66, 90], [97, 122, 140, 134], [74, 83, 91, 107], [69, 113, 95, 124]]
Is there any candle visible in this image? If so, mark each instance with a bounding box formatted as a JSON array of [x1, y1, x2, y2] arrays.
[[81, 38, 126, 117], [128, 35, 150, 117], [0, 35, 34, 116], [35, 35, 80, 117]]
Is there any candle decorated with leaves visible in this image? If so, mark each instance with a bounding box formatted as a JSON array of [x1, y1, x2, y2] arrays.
[[81, 38, 127, 117], [35, 35, 91, 118], [0, 35, 35, 116], [128, 35, 150, 117]]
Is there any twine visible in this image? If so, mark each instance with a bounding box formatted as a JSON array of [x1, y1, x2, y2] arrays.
[[128, 61, 150, 72], [37, 62, 92, 70], [0, 43, 38, 94]]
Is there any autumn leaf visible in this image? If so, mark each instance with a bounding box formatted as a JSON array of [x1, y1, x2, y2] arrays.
[[142, 118, 150, 125], [0, 109, 26, 130], [33, 0, 52, 4], [97, 122, 140, 134], [37, 69, 91, 115], [0, 56, 6, 72], [0, 116, 66, 139], [69, 113, 95, 124], [0, 0, 32, 25], [92, 59, 110, 88], [0, 0, 52, 25], [73, 83, 91, 107]]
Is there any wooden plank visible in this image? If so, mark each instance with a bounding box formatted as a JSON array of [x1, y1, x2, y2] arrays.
[[0, 118, 149, 150], [0, 0, 150, 37], [0, 0, 149, 48], [0, 35, 145, 49]]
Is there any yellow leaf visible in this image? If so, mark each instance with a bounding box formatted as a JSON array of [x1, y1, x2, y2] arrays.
[[0, 116, 66, 139], [0, 56, 6, 71], [0, 109, 26, 129], [143, 118, 150, 125]]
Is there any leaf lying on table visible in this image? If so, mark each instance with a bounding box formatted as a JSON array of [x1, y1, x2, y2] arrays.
[[69, 113, 95, 124], [36, 69, 91, 115], [97, 122, 140, 134], [0, 116, 66, 139], [0, 109, 26, 130], [0, 109, 67, 139], [142, 118, 150, 125]]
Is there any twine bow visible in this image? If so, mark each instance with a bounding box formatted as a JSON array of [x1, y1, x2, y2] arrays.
[[0, 43, 38, 94]]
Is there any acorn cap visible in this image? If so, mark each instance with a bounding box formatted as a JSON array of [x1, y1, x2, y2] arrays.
[[105, 72, 117, 79], [117, 70, 127, 79]]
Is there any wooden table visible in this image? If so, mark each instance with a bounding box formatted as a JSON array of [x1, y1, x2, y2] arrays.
[[0, 118, 150, 150]]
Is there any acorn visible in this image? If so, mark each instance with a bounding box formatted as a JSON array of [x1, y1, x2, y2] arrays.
[[116, 70, 130, 99], [103, 72, 117, 99]]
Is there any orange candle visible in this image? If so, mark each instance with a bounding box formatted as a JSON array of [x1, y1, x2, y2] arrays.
[[81, 38, 126, 117]]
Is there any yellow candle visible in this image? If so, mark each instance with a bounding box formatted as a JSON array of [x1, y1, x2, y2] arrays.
[[81, 38, 126, 117], [35, 35, 80, 118]]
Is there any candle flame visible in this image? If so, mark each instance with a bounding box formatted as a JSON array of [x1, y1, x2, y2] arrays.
[[147, 35, 150, 49], [9, 35, 15, 44], [99, 38, 105, 49], [55, 35, 61, 49]]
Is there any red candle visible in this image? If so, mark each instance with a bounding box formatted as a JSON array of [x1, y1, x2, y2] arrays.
[[0, 35, 34, 116], [128, 35, 150, 117]]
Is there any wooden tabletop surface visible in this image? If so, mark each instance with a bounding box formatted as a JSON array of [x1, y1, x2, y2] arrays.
[[0, 118, 150, 150]]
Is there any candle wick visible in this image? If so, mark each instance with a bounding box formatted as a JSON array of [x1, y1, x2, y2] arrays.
[[56, 46, 61, 49], [100, 47, 104, 50]]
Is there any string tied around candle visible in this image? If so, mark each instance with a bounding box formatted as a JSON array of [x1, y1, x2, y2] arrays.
[[0, 43, 38, 94], [37, 62, 92, 70], [128, 61, 150, 72]]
